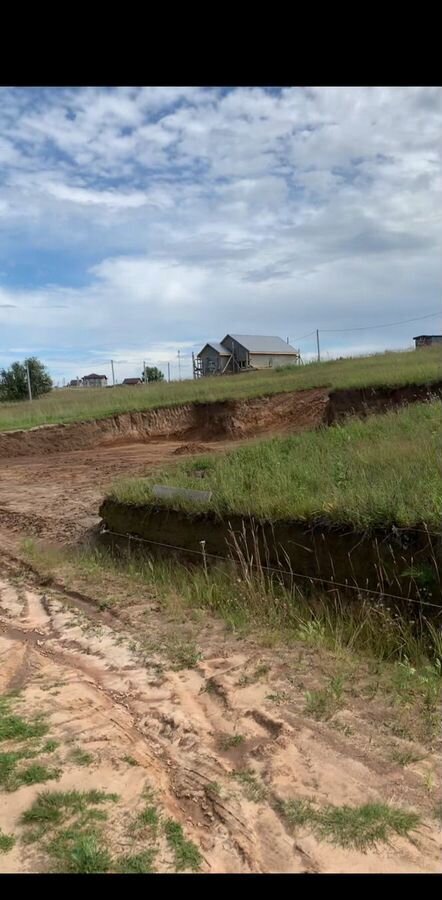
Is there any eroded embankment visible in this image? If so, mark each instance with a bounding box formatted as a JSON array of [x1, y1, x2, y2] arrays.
[[1, 380, 442, 459], [98, 499, 442, 604]]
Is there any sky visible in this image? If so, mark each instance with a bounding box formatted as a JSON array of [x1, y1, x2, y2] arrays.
[[0, 85, 441, 383]]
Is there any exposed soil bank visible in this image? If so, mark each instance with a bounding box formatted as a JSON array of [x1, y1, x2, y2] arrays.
[[98, 499, 442, 605], [1, 380, 442, 459]]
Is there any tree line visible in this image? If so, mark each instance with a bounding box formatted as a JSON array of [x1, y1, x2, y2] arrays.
[[0, 358, 52, 402]]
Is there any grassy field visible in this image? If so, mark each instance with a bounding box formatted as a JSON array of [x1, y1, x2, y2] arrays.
[[1, 347, 441, 432], [109, 399, 442, 528]]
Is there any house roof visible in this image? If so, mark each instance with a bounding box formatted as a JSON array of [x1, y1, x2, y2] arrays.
[[413, 335, 442, 340], [83, 373, 107, 379], [198, 341, 230, 356], [122, 377, 142, 384], [223, 334, 298, 354]]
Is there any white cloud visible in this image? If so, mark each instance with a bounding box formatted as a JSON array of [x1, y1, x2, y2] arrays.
[[0, 86, 441, 383]]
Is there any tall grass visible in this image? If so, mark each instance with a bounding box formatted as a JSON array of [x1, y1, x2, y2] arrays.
[[1, 346, 441, 432], [30, 535, 441, 670], [109, 399, 442, 528]]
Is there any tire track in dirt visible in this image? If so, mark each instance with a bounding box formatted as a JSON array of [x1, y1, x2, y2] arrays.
[[0, 562, 441, 874]]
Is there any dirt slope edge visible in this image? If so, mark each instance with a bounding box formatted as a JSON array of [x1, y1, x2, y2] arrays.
[[1, 381, 441, 459]]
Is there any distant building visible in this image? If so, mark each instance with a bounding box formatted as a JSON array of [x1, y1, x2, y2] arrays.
[[122, 377, 143, 386], [413, 335, 442, 349], [195, 334, 300, 377], [82, 373, 108, 388], [68, 378, 81, 387]]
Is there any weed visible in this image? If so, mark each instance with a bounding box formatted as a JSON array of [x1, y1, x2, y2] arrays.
[[433, 802, 442, 823], [219, 734, 245, 751], [237, 664, 270, 686], [205, 781, 221, 797], [0, 829, 15, 853], [69, 747, 94, 767], [131, 804, 159, 837], [122, 755, 138, 767], [318, 802, 420, 850], [266, 691, 290, 704], [0, 694, 48, 743], [390, 749, 423, 767], [164, 818, 202, 872], [21, 790, 118, 830], [280, 798, 420, 850], [16, 763, 61, 788], [117, 850, 157, 873], [304, 676, 345, 720], [0, 748, 60, 792], [232, 769, 266, 803], [42, 740, 59, 753], [49, 830, 112, 873], [165, 638, 201, 670]]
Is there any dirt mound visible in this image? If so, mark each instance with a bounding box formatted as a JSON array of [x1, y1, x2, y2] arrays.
[[1, 380, 441, 460], [172, 442, 213, 456], [0, 389, 330, 459]]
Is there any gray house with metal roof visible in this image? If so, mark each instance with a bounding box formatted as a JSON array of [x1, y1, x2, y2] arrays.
[[195, 334, 299, 376]]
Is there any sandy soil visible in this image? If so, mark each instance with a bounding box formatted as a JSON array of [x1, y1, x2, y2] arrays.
[[0, 548, 441, 874]]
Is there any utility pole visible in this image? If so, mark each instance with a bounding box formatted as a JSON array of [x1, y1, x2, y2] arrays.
[[111, 359, 115, 386], [316, 329, 321, 363], [167, 362, 170, 383], [177, 350, 181, 381], [26, 361, 32, 402], [286, 336, 289, 344], [192, 352, 195, 379], [143, 360, 146, 384]]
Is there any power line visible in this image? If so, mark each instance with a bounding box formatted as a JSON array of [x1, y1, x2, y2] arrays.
[[321, 311, 441, 334]]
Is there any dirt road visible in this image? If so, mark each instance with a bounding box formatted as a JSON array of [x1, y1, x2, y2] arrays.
[[0, 549, 441, 873], [0, 440, 222, 542]]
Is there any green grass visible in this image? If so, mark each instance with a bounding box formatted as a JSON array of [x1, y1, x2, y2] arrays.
[[69, 747, 94, 767], [0, 829, 15, 853], [22, 538, 442, 671], [20, 789, 119, 872], [164, 818, 202, 872], [1, 346, 441, 432], [48, 830, 112, 873], [281, 799, 420, 850], [131, 803, 159, 837], [304, 676, 345, 721], [0, 694, 48, 743], [232, 769, 267, 802], [21, 789, 118, 830], [116, 850, 157, 873], [122, 754, 138, 766], [109, 399, 442, 528], [219, 733, 245, 750]]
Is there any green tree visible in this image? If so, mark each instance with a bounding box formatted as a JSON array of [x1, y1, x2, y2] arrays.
[[0, 357, 53, 402], [141, 366, 164, 383]]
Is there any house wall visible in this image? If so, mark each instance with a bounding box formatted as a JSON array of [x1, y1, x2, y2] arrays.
[[198, 347, 231, 375], [221, 336, 248, 367], [83, 378, 107, 387], [414, 336, 442, 348], [249, 353, 299, 369]]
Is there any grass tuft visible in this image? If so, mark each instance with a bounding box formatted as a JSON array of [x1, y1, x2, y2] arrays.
[[164, 818, 202, 872], [0, 829, 15, 853], [281, 798, 420, 850], [116, 850, 157, 873]]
